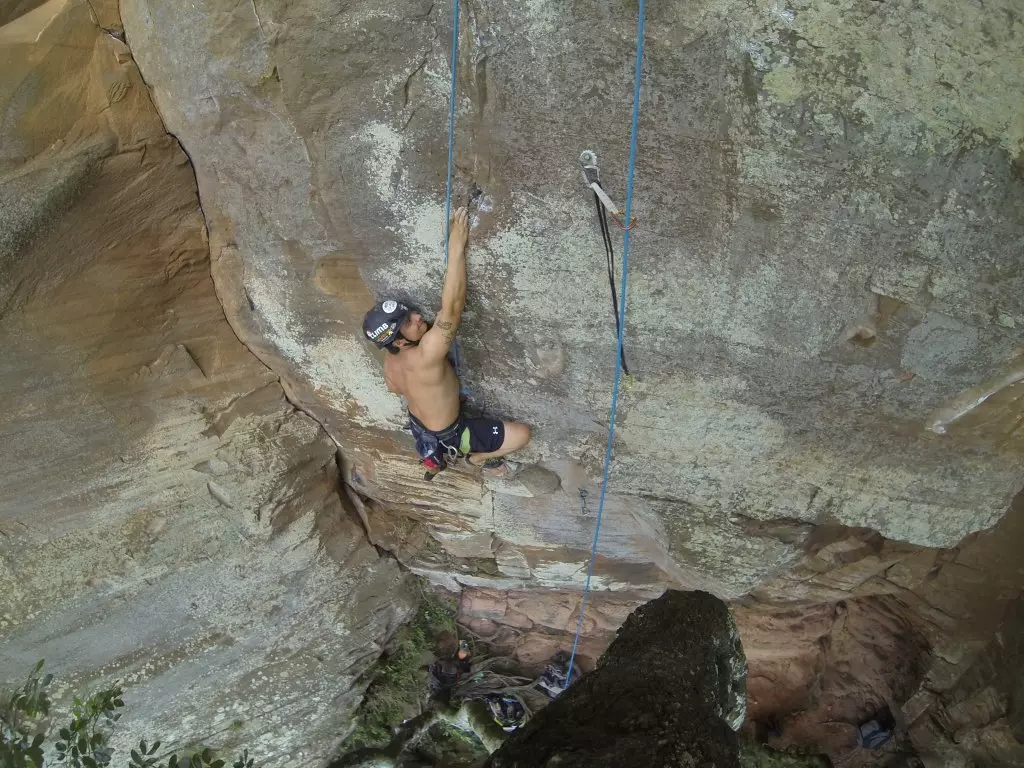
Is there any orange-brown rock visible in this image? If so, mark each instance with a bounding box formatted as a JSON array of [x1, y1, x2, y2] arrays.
[[0, 1, 413, 762]]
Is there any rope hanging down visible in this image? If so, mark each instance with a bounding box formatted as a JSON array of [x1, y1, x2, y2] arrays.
[[443, 0, 464, 383], [566, 0, 646, 679], [442, 0, 460, 257]]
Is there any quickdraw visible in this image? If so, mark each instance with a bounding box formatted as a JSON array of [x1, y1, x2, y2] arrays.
[[579, 149, 632, 376]]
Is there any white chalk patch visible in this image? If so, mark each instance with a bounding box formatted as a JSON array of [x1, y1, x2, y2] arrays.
[[310, 335, 405, 427], [354, 121, 403, 205], [246, 275, 402, 427]]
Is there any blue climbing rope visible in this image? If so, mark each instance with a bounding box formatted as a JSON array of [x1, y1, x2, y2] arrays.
[[443, 0, 465, 385], [566, 0, 646, 679], [443, 0, 460, 258]]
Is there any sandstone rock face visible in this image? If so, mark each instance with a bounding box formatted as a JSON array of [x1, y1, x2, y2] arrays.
[[457, 586, 651, 671], [110, 0, 1024, 761], [5, 0, 1024, 764], [118, 0, 1023, 612], [0, 1, 413, 762]]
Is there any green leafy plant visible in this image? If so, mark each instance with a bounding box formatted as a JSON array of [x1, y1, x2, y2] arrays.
[[126, 745, 254, 768], [340, 583, 458, 751], [54, 685, 123, 767], [0, 660, 51, 768], [0, 662, 257, 768]]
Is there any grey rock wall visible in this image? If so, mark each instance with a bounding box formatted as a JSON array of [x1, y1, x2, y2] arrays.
[[119, 0, 1023, 603]]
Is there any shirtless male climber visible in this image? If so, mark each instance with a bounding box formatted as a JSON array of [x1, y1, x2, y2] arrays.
[[362, 207, 530, 475]]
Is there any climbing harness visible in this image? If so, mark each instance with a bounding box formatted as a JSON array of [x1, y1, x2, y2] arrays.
[[580, 150, 631, 375], [566, 0, 646, 680], [407, 412, 464, 481]]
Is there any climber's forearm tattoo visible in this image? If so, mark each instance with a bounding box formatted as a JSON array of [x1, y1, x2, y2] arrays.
[[436, 319, 456, 343]]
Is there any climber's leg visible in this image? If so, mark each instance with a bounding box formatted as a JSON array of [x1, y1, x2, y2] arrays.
[[461, 417, 530, 467]]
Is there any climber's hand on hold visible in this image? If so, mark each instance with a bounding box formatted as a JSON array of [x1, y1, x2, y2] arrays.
[[449, 207, 469, 253]]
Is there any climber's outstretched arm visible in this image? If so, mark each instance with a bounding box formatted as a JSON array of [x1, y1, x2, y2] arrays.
[[421, 207, 469, 359]]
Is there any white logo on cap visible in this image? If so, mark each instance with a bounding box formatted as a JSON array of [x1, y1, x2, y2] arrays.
[[382, 300, 398, 314]]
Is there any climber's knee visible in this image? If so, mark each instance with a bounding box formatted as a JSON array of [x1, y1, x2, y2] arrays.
[[501, 421, 530, 455]]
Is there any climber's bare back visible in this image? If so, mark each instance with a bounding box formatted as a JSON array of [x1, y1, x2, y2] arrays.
[[384, 345, 461, 431]]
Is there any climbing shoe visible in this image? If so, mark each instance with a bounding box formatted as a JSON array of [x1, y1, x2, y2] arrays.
[[469, 457, 517, 478]]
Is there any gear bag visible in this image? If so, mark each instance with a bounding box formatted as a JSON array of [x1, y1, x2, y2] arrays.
[[537, 651, 581, 699]]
